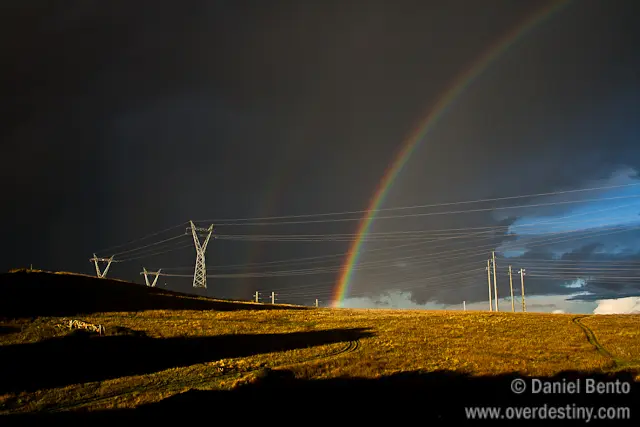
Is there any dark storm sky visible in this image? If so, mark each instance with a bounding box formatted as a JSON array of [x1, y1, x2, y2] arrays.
[[1, 0, 639, 307]]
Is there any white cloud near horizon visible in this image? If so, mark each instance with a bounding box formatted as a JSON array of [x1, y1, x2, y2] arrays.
[[593, 296, 640, 314]]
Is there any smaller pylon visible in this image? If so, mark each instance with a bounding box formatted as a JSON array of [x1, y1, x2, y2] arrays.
[[140, 267, 162, 287], [89, 254, 116, 278]]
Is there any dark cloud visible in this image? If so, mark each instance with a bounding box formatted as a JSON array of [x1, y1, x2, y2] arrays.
[[526, 303, 557, 309], [567, 290, 640, 302], [388, 220, 640, 306], [1, 0, 640, 306]]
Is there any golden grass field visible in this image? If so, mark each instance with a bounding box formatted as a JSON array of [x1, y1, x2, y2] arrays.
[[0, 270, 638, 419]]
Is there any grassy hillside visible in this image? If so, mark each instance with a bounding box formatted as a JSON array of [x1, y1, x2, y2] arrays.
[[0, 270, 306, 318], [0, 271, 638, 421]]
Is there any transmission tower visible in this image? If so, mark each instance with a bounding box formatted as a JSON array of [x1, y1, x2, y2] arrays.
[[186, 221, 215, 289], [140, 267, 162, 287], [89, 254, 116, 278]]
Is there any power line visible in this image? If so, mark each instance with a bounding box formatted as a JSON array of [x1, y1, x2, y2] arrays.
[[146, 226, 640, 310], [93, 222, 189, 255], [212, 210, 640, 241], [278, 277, 484, 301], [91, 188, 640, 294], [159, 210, 640, 273], [528, 273, 640, 280], [117, 242, 194, 262], [266, 268, 481, 296], [507, 225, 640, 252], [153, 219, 639, 282], [154, 223, 640, 280], [88, 188, 639, 282], [194, 182, 640, 223], [110, 234, 188, 257], [191, 194, 640, 226], [262, 241, 640, 305], [207, 202, 638, 240], [518, 266, 640, 271], [106, 202, 638, 275], [207, 252, 638, 304], [508, 258, 640, 265], [276, 273, 484, 299]]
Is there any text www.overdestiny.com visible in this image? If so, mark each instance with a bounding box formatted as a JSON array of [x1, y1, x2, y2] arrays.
[[465, 404, 631, 422]]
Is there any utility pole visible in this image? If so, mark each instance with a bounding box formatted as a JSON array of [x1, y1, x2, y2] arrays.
[[89, 254, 116, 278], [254, 291, 260, 303], [486, 259, 493, 312], [519, 268, 526, 312], [186, 221, 215, 289], [315, 298, 319, 308], [463, 301, 466, 311], [492, 251, 499, 312], [271, 291, 276, 304], [140, 267, 162, 287], [508, 265, 515, 312]]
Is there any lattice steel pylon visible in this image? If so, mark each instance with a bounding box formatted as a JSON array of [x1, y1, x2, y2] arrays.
[[186, 221, 215, 289], [89, 254, 115, 278], [140, 267, 162, 287]]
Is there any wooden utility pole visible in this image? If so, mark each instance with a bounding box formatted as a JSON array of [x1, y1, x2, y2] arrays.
[[254, 291, 260, 303], [492, 251, 499, 312], [486, 259, 493, 312], [508, 265, 515, 312], [519, 268, 526, 312]]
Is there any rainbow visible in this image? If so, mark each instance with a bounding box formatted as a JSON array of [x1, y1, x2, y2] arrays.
[[332, 0, 571, 307]]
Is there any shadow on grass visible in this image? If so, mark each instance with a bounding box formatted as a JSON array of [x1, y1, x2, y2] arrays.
[[0, 325, 20, 336], [0, 271, 310, 318], [6, 369, 638, 423], [0, 327, 373, 394]]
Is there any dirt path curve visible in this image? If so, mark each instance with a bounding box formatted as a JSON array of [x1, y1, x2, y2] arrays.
[[572, 315, 623, 368]]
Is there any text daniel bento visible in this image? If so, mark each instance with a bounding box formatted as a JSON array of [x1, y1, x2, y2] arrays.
[[530, 378, 630, 394]]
